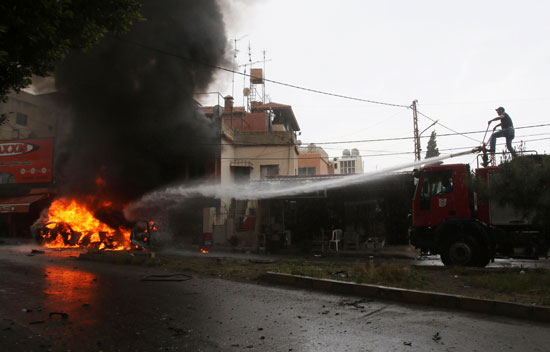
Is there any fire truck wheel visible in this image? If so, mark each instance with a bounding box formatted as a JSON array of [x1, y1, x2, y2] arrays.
[[445, 236, 480, 266], [440, 251, 451, 266], [474, 248, 491, 267]]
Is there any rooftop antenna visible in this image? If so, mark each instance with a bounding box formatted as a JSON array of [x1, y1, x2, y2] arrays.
[[262, 50, 267, 104], [246, 41, 252, 108], [231, 35, 248, 99]]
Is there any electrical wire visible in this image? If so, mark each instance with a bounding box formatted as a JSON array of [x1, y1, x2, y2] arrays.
[[319, 131, 550, 152], [213, 123, 550, 147], [109, 35, 410, 109], [415, 109, 481, 143], [110, 35, 548, 147], [215, 136, 549, 160]]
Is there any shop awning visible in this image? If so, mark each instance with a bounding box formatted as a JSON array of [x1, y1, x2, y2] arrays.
[[230, 160, 254, 168], [0, 194, 49, 213]]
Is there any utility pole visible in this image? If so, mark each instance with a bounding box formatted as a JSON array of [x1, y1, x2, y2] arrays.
[[412, 100, 421, 161]]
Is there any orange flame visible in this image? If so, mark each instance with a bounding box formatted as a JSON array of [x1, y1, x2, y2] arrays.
[[200, 249, 209, 254], [40, 198, 131, 251]]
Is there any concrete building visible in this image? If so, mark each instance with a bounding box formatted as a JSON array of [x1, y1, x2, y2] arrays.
[[0, 91, 64, 237], [298, 144, 334, 175], [201, 96, 301, 247], [0, 91, 62, 140], [333, 148, 364, 174]]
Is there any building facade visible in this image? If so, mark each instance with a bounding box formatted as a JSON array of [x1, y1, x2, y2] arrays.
[[0, 91, 64, 237], [0, 91, 62, 140], [202, 96, 301, 247], [333, 148, 364, 174], [298, 144, 334, 175]]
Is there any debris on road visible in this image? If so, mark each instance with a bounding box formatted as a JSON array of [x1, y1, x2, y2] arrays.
[[249, 259, 274, 264], [332, 270, 348, 278], [340, 298, 372, 309], [141, 273, 192, 282], [49, 312, 68, 320], [27, 249, 46, 257], [167, 326, 187, 337], [432, 332, 441, 342]]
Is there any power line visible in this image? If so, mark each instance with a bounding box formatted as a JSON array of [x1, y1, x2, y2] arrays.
[[216, 137, 549, 160], [306, 123, 550, 146], [319, 131, 550, 152], [415, 109, 481, 143], [213, 123, 550, 147], [110, 35, 547, 147], [110, 35, 410, 108]]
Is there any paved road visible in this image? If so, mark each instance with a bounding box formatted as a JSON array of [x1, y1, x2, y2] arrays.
[[0, 244, 549, 352]]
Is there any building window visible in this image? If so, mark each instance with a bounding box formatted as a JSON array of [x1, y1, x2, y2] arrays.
[[16, 112, 28, 126], [260, 165, 279, 179], [231, 166, 251, 183], [341, 160, 356, 174], [298, 167, 316, 175]]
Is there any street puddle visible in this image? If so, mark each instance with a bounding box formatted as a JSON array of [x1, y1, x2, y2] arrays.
[[43, 266, 97, 324]]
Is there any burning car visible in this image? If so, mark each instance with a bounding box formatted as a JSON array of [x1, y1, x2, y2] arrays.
[[32, 198, 155, 251]]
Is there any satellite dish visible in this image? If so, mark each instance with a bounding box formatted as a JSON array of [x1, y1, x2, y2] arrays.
[[212, 105, 223, 118], [243, 87, 251, 96]]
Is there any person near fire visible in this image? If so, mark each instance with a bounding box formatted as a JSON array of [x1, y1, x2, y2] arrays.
[[487, 106, 517, 157]]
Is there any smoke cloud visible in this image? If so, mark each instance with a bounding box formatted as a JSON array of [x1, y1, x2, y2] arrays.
[[54, 0, 228, 204]]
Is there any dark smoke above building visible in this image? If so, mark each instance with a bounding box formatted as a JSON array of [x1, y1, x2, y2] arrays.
[[54, 0, 228, 203]]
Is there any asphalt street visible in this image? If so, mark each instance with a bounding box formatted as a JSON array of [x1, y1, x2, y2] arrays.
[[0, 244, 549, 352]]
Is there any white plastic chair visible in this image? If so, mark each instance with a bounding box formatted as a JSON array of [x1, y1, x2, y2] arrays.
[[329, 229, 343, 251]]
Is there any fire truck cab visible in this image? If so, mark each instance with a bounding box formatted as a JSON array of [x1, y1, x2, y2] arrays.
[[410, 162, 549, 267]]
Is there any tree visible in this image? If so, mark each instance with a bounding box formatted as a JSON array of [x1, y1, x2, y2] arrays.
[[0, 0, 143, 101], [487, 155, 550, 233], [425, 130, 440, 159]]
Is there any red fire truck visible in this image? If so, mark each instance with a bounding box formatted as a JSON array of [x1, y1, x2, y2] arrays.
[[409, 157, 549, 267]]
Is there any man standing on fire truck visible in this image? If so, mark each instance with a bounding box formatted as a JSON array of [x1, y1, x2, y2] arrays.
[[487, 106, 517, 157]]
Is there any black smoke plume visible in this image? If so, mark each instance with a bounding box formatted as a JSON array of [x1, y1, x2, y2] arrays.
[[54, 0, 227, 205]]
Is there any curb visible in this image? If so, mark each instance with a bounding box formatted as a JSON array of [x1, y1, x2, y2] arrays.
[[260, 272, 550, 323]]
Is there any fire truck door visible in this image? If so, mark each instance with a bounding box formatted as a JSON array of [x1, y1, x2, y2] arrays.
[[418, 170, 456, 226]]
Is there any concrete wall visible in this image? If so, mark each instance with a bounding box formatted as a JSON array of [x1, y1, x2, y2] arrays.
[[214, 128, 299, 246], [222, 112, 268, 133], [298, 153, 333, 175]]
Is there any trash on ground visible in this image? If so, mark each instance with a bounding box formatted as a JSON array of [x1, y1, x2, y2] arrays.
[[141, 273, 192, 282], [49, 312, 68, 320], [332, 270, 348, 278], [29, 320, 45, 325]]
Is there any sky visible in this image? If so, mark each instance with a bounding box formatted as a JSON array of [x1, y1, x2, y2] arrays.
[[201, 0, 550, 172]]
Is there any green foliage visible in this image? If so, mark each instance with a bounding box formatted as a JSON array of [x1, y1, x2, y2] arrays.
[[0, 0, 143, 101], [425, 130, 440, 159], [488, 155, 550, 231], [463, 268, 550, 305], [352, 262, 426, 288]]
